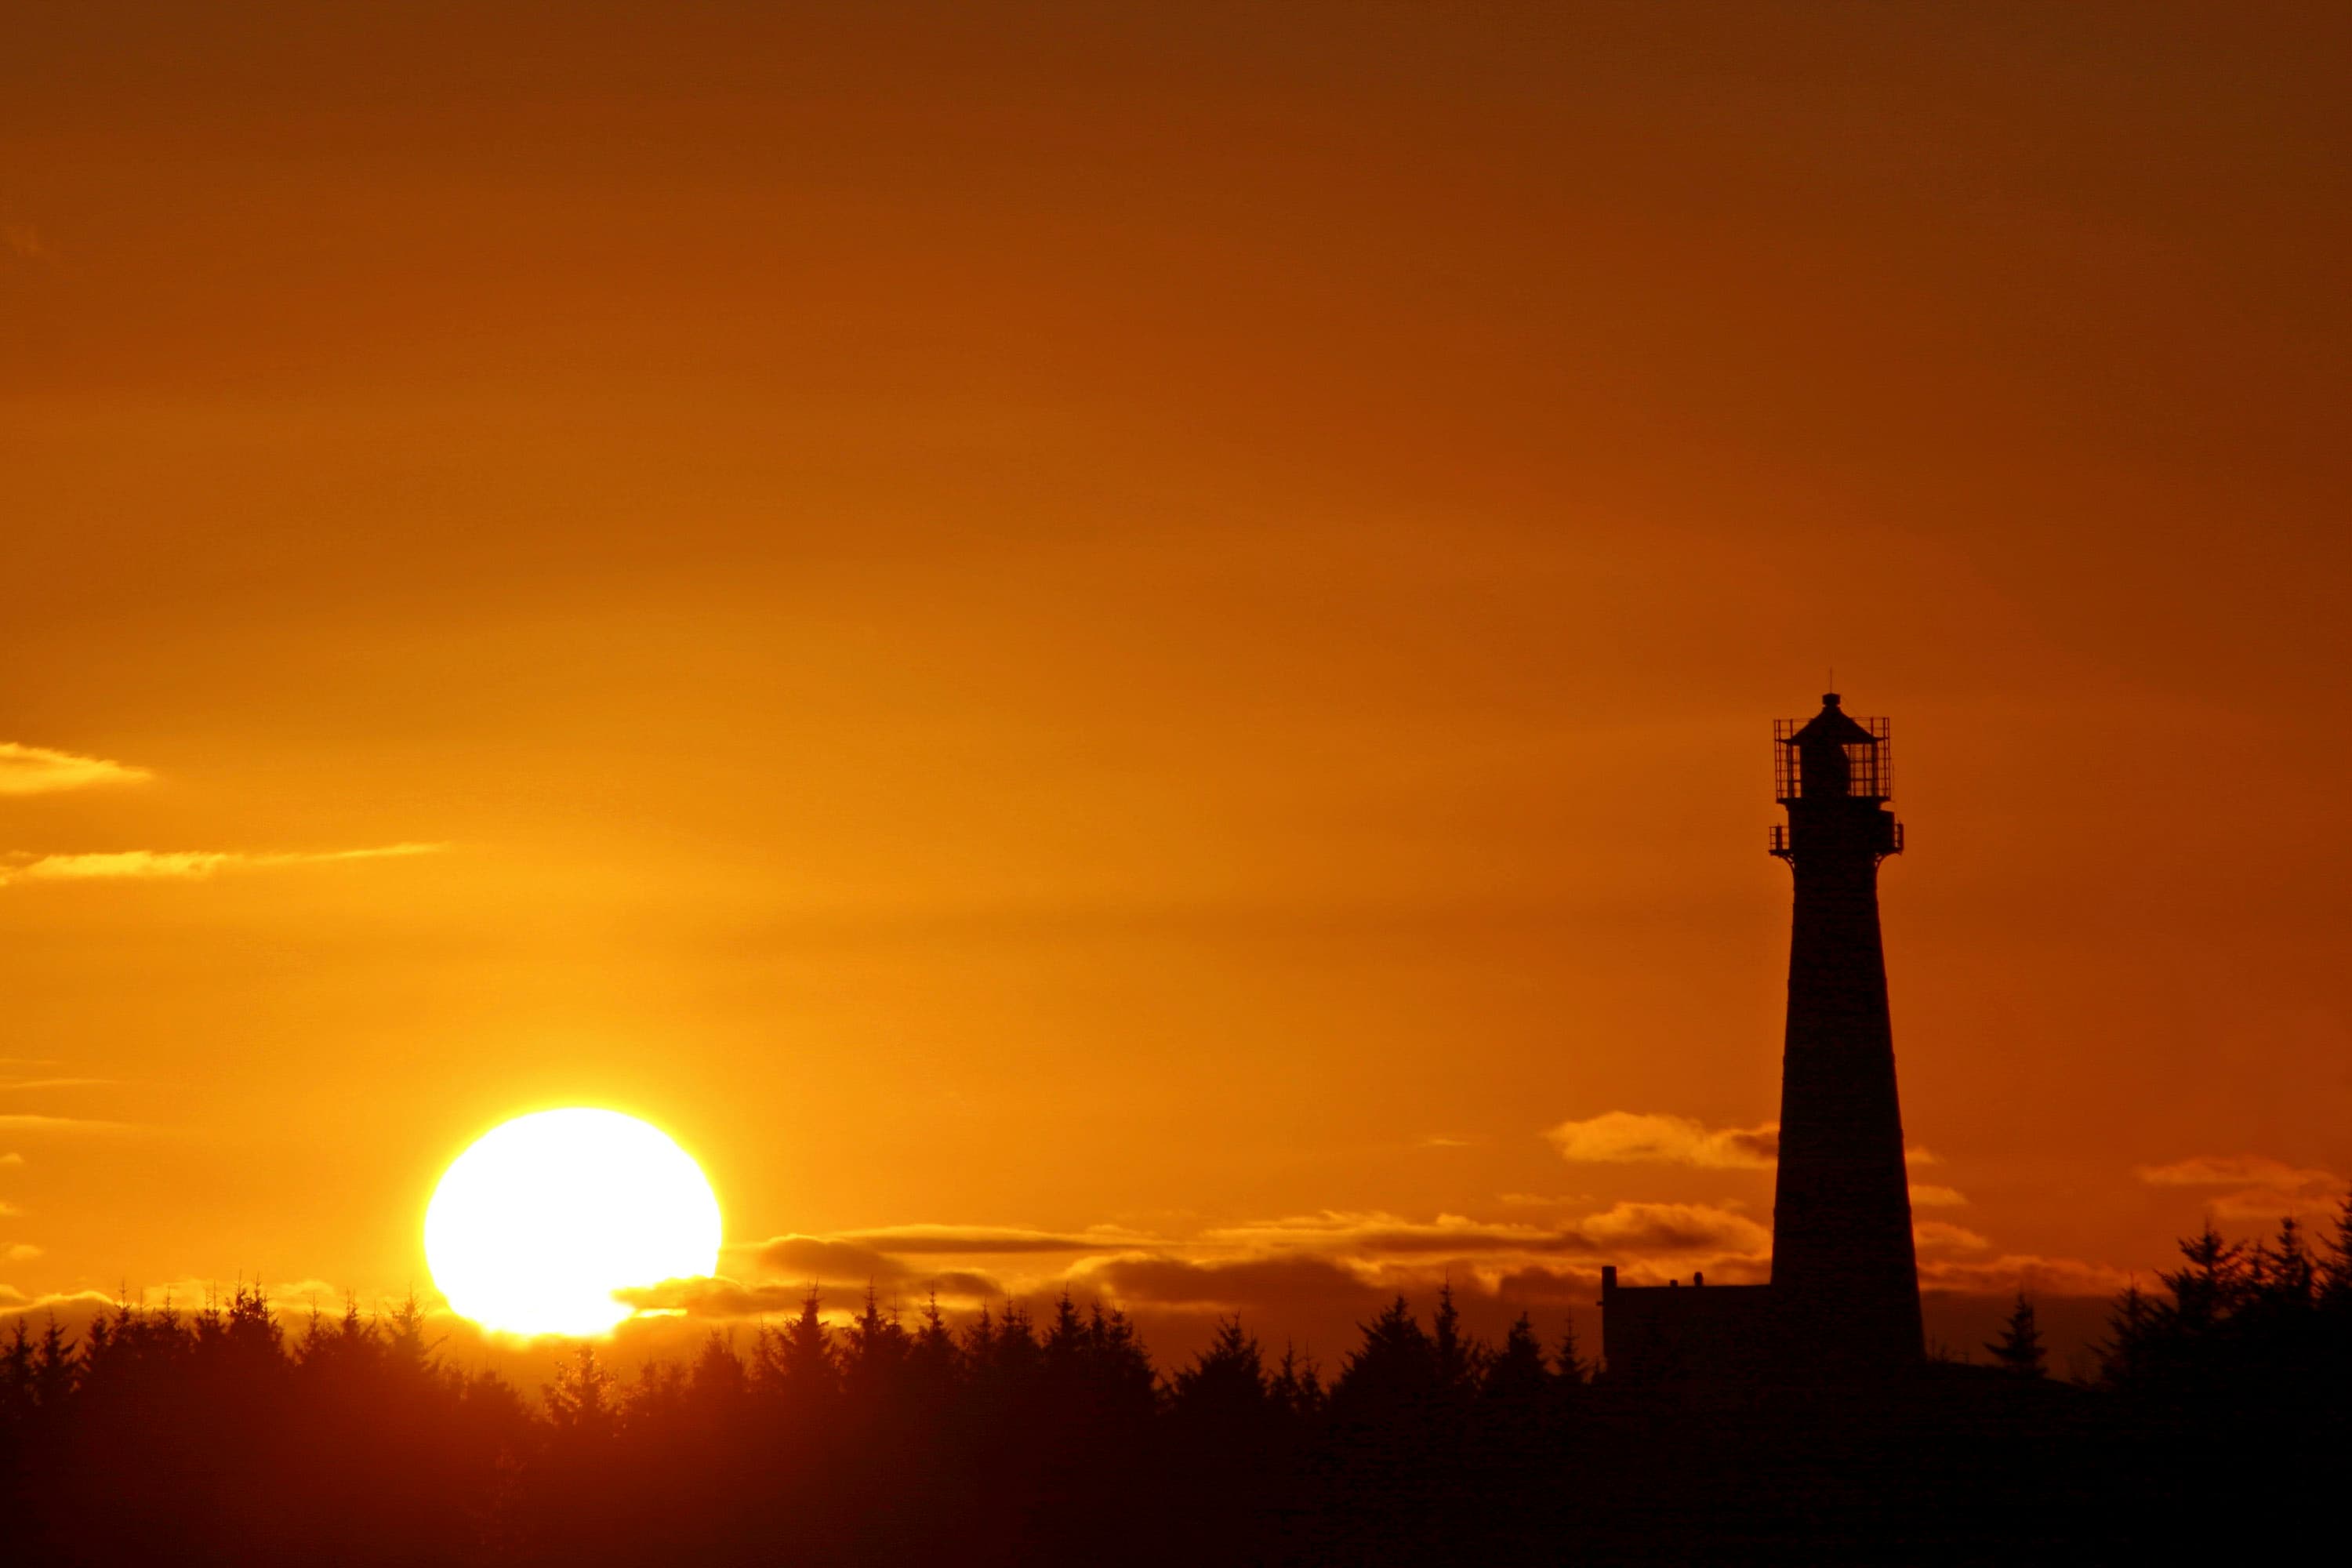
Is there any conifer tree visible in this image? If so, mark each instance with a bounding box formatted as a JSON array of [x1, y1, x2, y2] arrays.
[[2160, 1224, 2249, 1339], [1986, 1291, 2047, 1378], [1083, 1302, 1155, 1419], [842, 1283, 910, 1413], [1174, 1317, 1268, 1418], [0, 1316, 31, 1426], [1268, 1341, 1324, 1420], [381, 1290, 437, 1385], [2100, 1282, 2153, 1388], [1331, 1297, 1437, 1424], [907, 1291, 961, 1406], [1479, 1313, 1550, 1406], [34, 1312, 76, 1407], [2319, 1192, 2352, 1320], [759, 1285, 839, 1410], [1553, 1316, 1588, 1395], [1429, 1281, 1484, 1404], [544, 1345, 615, 1436]]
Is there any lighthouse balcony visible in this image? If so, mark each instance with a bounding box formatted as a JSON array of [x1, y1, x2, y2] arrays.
[[1769, 818, 1902, 859]]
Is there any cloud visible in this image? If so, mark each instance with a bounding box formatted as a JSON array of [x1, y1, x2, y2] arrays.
[[1485, 1264, 1609, 1303], [1069, 1203, 1777, 1316], [2136, 1153, 2346, 1222], [1066, 1253, 1387, 1315], [618, 1277, 818, 1318], [1202, 1202, 1770, 1261], [750, 1236, 902, 1282], [1917, 1254, 2135, 1298], [1913, 1221, 1991, 1254], [0, 843, 445, 887], [0, 1287, 118, 1319], [0, 1200, 19, 1217], [1909, 1184, 1968, 1207], [0, 743, 139, 795], [1574, 1202, 1771, 1257], [746, 1233, 1029, 1292], [0, 1078, 115, 1091], [0, 1153, 22, 1167], [829, 1225, 1134, 1255], [5, 1244, 38, 1262], [2135, 1154, 2339, 1190], [1545, 1111, 1779, 1170], [0, 1114, 135, 1133], [619, 1269, 1004, 1320], [1416, 1136, 1475, 1149], [1544, 1110, 1940, 1171]]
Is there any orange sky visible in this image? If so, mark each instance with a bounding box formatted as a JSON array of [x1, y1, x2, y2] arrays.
[[3, 2, 2348, 1369]]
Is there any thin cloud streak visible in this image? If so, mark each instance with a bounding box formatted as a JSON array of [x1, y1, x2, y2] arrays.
[[1545, 1110, 1940, 1170], [2136, 1154, 2340, 1190], [1546, 1111, 1780, 1170], [0, 742, 149, 796], [0, 842, 448, 886], [831, 1224, 1150, 1254], [0, 1114, 137, 1133]]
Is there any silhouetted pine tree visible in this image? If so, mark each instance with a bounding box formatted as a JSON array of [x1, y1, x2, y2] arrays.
[[0, 1316, 31, 1423], [544, 1344, 616, 1436], [688, 1328, 749, 1406], [1472, 1311, 1560, 1544], [2099, 1282, 2154, 1389], [1326, 1298, 1450, 1559], [1333, 1297, 1438, 1416], [1174, 1317, 1267, 1416], [1430, 1282, 1486, 1408], [842, 1283, 911, 1407], [2322, 1193, 2352, 1318], [30, 1312, 71, 1406], [2161, 1224, 2249, 1341], [1987, 1291, 2046, 1377], [1165, 1318, 1281, 1555], [1480, 1313, 1551, 1407], [908, 1290, 962, 1406], [379, 1291, 437, 1386], [1553, 1316, 1587, 1390], [2318, 1195, 2352, 1404], [1269, 1340, 1326, 1421], [757, 1284, 839, 1411]]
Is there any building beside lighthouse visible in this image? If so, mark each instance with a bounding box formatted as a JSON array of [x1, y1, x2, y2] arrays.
[[1599, 693, 1924, 1381]]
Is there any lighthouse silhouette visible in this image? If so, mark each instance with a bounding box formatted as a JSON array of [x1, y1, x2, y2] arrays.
[[1599, 692, 1924, 1381], [1767, 692, 1924, 1370]]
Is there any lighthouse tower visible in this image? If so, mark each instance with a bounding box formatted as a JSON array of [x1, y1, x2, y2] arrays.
[[1767, 693, 1924, 1370]]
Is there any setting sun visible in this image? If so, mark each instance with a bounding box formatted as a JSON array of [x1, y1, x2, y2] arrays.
[[423, 1109, 721, 1338]]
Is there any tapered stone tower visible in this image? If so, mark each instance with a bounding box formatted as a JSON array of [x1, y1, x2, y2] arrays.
[[1767, 693, 1924, 1370]]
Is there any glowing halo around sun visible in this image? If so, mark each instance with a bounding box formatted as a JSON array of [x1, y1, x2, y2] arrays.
[[424, 1109, 722, 1338]]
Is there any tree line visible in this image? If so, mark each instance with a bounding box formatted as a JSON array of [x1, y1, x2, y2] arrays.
[[3, 1200, 2349, 1565]]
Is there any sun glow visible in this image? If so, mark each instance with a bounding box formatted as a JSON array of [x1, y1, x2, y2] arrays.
[[424, 1109, 722, 1338]]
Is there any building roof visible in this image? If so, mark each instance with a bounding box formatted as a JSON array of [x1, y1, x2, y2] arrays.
[[1783, 691, 1878, 748]]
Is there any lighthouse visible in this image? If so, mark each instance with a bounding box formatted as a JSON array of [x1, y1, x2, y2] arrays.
[[1598, 693, 1925, 1381], [1766, 692, 1923, 1370]]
